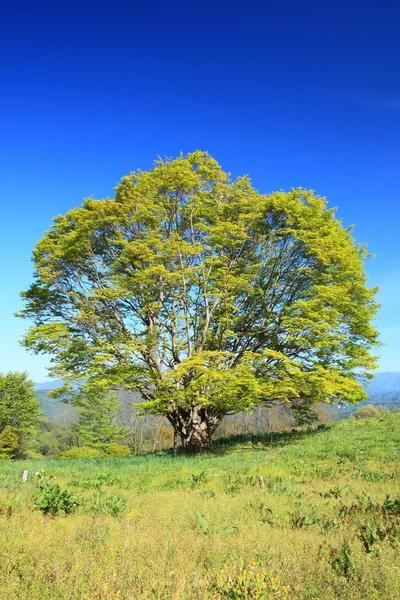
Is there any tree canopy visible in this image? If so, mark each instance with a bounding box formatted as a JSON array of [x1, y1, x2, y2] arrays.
[[0, 371, 41, 456], [20, 151, 379, 450]]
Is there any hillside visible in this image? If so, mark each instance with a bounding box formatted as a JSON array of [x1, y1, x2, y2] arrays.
[[0, 414, 399, 599], [36, 388, 77, 422]]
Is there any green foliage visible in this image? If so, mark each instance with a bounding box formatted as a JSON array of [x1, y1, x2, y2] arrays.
[[73, 389, 128, 450], [328, 538, 355, 579], [0, 372, 41, 454], [195, 511, 211, 534], [352, 404, 389, 420], [19, 152, 379, 450], [104, 442, 131, 457], [34, 482, 80, 516], [289, 508, 319, 528], [86, 491, 126, 516], [59, 446, 104, 459], [0, 426, 18, 459], [33, 419, 78, 457]]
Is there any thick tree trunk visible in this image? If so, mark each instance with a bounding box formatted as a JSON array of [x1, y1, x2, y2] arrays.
[[184, 421, 213, 452], [167, 406, 222, 453]]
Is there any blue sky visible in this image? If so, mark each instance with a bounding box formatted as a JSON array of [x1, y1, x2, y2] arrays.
[[0, 1, 399, 382]]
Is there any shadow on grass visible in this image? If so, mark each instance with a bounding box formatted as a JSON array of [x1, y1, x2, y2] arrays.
[[212, 423, 333, 454]]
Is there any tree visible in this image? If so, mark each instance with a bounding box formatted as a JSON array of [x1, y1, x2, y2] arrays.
[[0, 426, 18, 459], [0, 372, 41, 455], [73, 390, 128, 450], [19, 151, 379, 451]]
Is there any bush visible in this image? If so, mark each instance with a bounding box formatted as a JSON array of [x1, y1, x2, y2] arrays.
[[104, 443, 131, 457], [59, 447, 104, 459], [353, 405, 389, 420], [34, 483, 80, 516], [0, 426, 18, 459], [23, 449, 43, 460]]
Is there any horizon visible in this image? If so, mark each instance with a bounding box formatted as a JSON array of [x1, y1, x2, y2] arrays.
[[34, 370, 400, 387], [1, 1, 399, 381]]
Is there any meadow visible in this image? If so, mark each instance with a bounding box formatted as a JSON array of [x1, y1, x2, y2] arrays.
[[0, 414, 399, 600]]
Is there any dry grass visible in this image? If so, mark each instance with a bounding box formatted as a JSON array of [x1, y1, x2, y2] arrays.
[[0, 414, 399, 599]]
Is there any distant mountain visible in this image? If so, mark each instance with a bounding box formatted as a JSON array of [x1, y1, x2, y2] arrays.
[[365, 372, 400, 395], [35, 380, 77, 421], [35, 379, 64, 391], [333, 371, 400, 417]]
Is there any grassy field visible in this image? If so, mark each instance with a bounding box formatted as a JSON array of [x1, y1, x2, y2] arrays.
[[0, 414, 399, 600]]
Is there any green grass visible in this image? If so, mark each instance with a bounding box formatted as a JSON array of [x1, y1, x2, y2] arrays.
[[0, 414, 399, 599]]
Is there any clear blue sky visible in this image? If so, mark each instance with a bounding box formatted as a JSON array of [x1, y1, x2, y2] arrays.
[[1, 1, 399, 382]]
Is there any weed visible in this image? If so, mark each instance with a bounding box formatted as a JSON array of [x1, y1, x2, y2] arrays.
[[329, 538, 355, 579], [195, 511, 211, 534], [190, 471, 208, 487], [319, 484, 342, 499], [289, 509, 318, 528], [86, 491, 126, 516], [34, 483, 80, 516]]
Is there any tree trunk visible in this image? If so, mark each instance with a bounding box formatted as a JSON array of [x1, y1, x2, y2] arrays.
[[167, 406, 222, 453]]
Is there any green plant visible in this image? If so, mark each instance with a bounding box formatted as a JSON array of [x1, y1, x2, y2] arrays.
[[329, 538, 355, 579], [353, 404, 389, 420], [34, 483, 80, 516], [59, 447, 104, 459], [87, 491, 126, 516], [0, 426, 18, 459], [319, 484, 342, 498], [190, 471, 208, 487], [0, 372, 41, 455], [195, 512, 211, 534], [104, 443, 131, 457], [73, 389, 129, 450], [289, 509, 318, 528], [382, 493, 400, 515], [258, 504, 278, 524]]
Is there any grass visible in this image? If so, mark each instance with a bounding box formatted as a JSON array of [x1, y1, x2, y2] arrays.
[[0, 414, 399, 599]]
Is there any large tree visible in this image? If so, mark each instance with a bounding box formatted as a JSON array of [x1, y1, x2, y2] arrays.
[[20, 152, 379, 451]]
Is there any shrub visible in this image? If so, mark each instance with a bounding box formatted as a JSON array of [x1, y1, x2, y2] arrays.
[[34, 483, 80, 516], [0, 426, 18, 459], [59, 447, 104, 459], [353, 405, 389, 420], [104, 443, 131, 457]]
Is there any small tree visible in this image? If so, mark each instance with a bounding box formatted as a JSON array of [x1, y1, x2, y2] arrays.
[[74, 389, 128, 450], [19, 152, 379, 451], [0, 426, 18, 459], [0, 372, 41, 455]]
